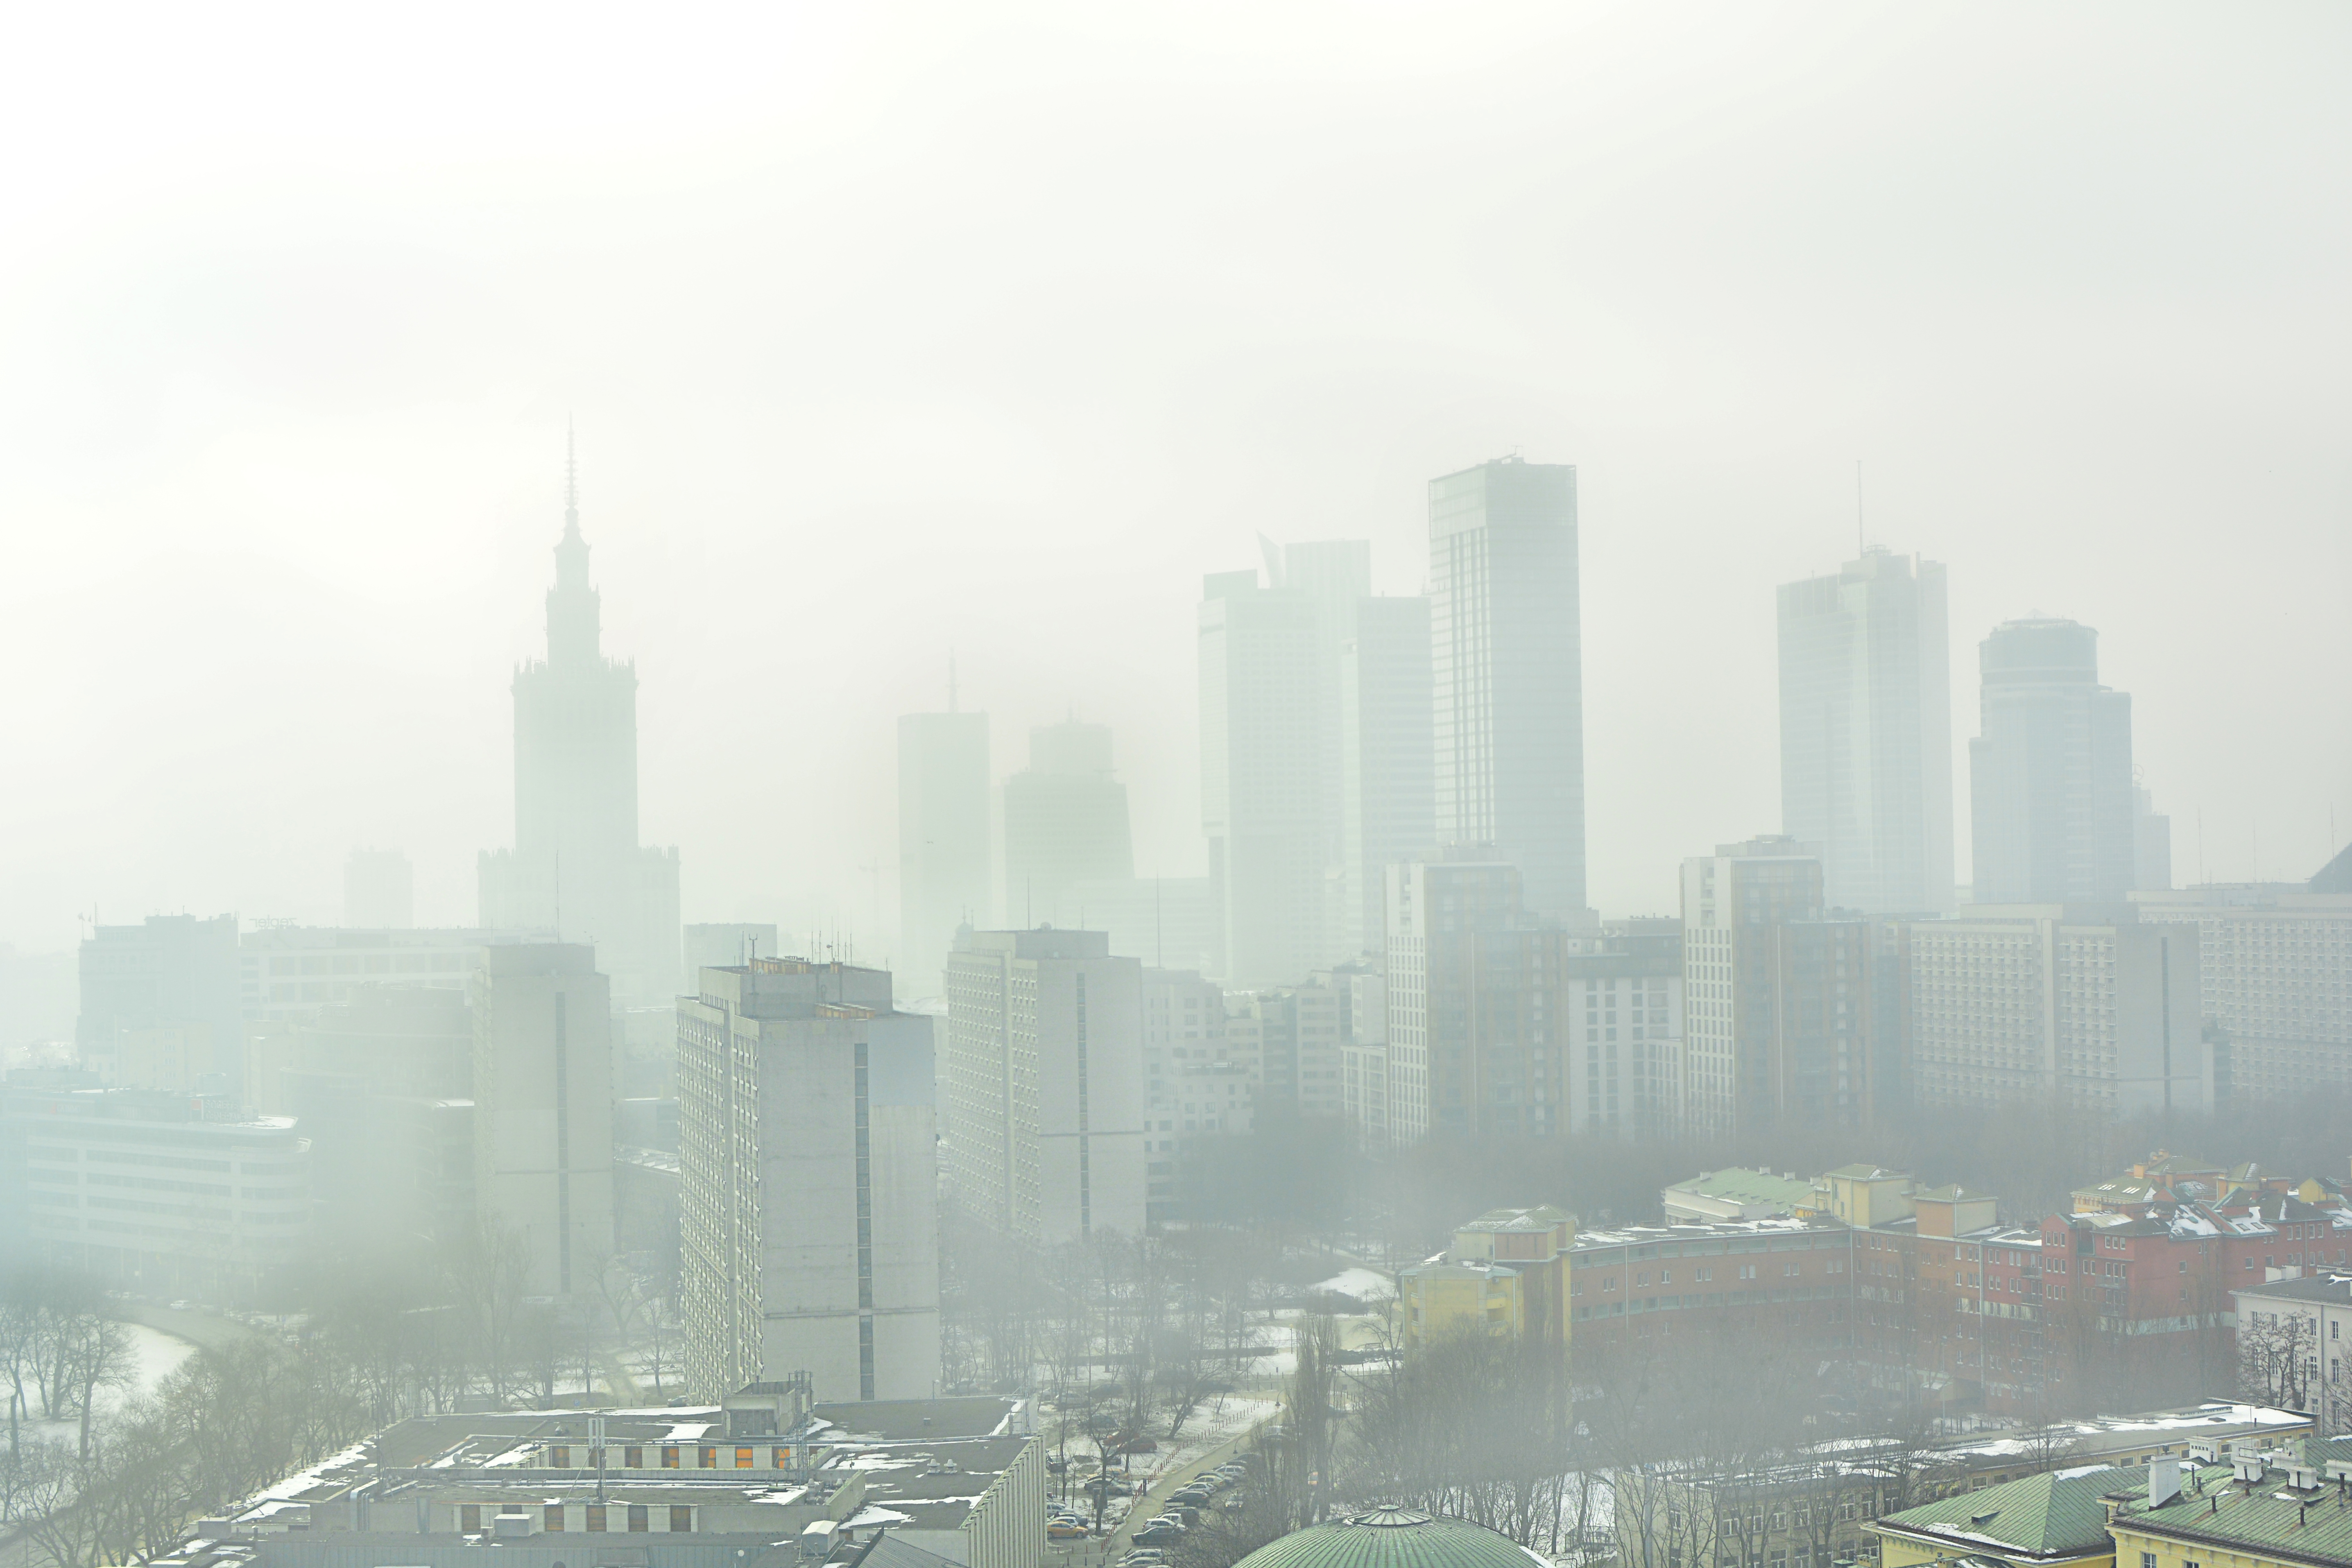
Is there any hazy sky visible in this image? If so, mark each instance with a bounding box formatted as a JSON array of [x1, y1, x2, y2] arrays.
[[4, 2, 2347, 957]]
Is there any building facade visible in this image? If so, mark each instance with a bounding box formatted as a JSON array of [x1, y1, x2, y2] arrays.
[[1139, 967, 1250, 1220], [677, 959, 940, 1403], [478, 456, 681, 1004], [1199, 568, 1328, 987], [1777, 548, 1956, 916], [1429, 456, 1587, 923], [942, 929, 1145, 1245], [470, 943, 615, 1299], [77, 913, 244, 1094], [1, 1085, 312, 1301], [1680, 838, 1827, 1137], [1908, 907, 2205, 1114], [1340, 593, 1435, 959], [2132, 886, 2352, 1099]]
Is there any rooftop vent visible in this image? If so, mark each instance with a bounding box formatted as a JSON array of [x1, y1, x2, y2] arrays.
[[2149, 1460, 2182, 1509], [2232, 1454, 2265, 1484], [493, 1514, 533, 1539]]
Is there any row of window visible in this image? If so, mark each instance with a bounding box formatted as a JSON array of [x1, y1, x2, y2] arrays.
[[457, 1504, 691, 1534]]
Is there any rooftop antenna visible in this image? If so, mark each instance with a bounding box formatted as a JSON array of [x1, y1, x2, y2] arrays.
[[565, 417, 580, 534]]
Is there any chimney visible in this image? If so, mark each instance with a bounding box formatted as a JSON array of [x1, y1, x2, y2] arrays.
[[2148, 1459, 2182, 1509]]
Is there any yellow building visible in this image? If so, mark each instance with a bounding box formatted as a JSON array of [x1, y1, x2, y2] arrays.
[[1396, 1205, 1573, 1356], [1871, 1466, 2123, 1568], [2105, 1440, 2352, 1568]]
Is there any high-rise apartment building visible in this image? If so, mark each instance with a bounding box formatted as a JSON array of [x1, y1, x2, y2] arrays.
[[237, 925, 547, 1027], [897, 708, 990, 998], [1383, 855, 1671, 1142], [78, 914, 244, 1094], [1139, 967, 1250, 1220], [478, 453, 681, 1004], [1002, 721, 1133, 929], [677, 958, 939, 1403], [344, 848, 415, 929], [1776, 549, 1955, 914], [1679, 838, 1827, 1138], [1968, 618, 2138, 905], [1909, 907, 2204, 1113], [1341, 595, 1436, 957], [1222, 972, 1348, 1122], [470, 944, 615, 1299], [1199, 570, 1327, 986], [942, 929, 1145, 1244], [2132, 884, 2352, 1099], [1429, 457, 1588, 923], [2133, 784, 2173, 892]]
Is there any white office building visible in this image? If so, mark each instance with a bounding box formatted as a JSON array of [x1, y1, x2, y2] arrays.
[[1908, 907, 2205, 1113], [1777, 548, 1955, 914], [942, 929, 1145, 1245], [2132, 885, 2352, 1098], [677, 958, 939, 1403]]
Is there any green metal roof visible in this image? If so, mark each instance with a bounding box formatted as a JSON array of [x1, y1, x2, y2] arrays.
[[1824, 1163, 1912, 1181], [1875, 1468, 2124, 1560], [2112, 1458, 2352, 1567], [1233, 1511, 1537, 1568]]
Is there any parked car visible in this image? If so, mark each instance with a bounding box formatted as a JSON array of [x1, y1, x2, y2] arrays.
[[1133, 1525, 1182, 1547], [1048, 1521, 1091, 1541]]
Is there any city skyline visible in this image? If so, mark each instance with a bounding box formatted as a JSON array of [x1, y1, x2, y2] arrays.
[[4, 6, 2347, 953]]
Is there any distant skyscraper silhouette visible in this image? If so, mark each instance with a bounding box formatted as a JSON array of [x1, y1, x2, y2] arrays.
[[478, 437, 681, 1002], [1776, 548, 1956, 914], [897, 694, 989, 996], [1200, 568, 1325, 985], [1428, 457, 1589, 923], [1341, 594, 1435, 956], [1968, 617, 2137, 904], [1002, 719, 1133, 929]]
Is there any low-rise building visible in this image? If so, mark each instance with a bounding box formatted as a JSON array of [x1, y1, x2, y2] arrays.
[[1871, 1465, 2123, 1568], [0, 1085, 311, 1302], [1398, 1206, 1574, 1357], [2231, 1274, 2352, 1431], [1663, 1168, 1820, 1223], [2105, 1438, 2352, 1568]]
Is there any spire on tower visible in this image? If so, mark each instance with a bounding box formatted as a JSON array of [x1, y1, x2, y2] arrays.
[[564, 417, 580, 539]]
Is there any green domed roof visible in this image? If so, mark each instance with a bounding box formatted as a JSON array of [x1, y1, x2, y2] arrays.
[[1233, 1511, 1537, 1568]]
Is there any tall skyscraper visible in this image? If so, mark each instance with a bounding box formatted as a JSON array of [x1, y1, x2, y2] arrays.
[[1199, 570, 1325, 986], [1968, 618, 2137, 905], [1341, 595, 1435, 957], [677, 957, 939, 1403], [942, 929, 1145, 1245], [478, 444, 681, 1004], [1777, 548, 1956, 914], [470, 943, 615, 1299], [1429, 457, 1588, 923], [344, 848, 415, 929], [1279, 539, 1373, 944], [897, 703, 990, 999], [1002, 720, 1133, 928]]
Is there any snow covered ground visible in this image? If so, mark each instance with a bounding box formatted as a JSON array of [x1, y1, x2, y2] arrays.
[[19, 1322, 197, 1446], [1312, 1267, 1395, 1305]]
